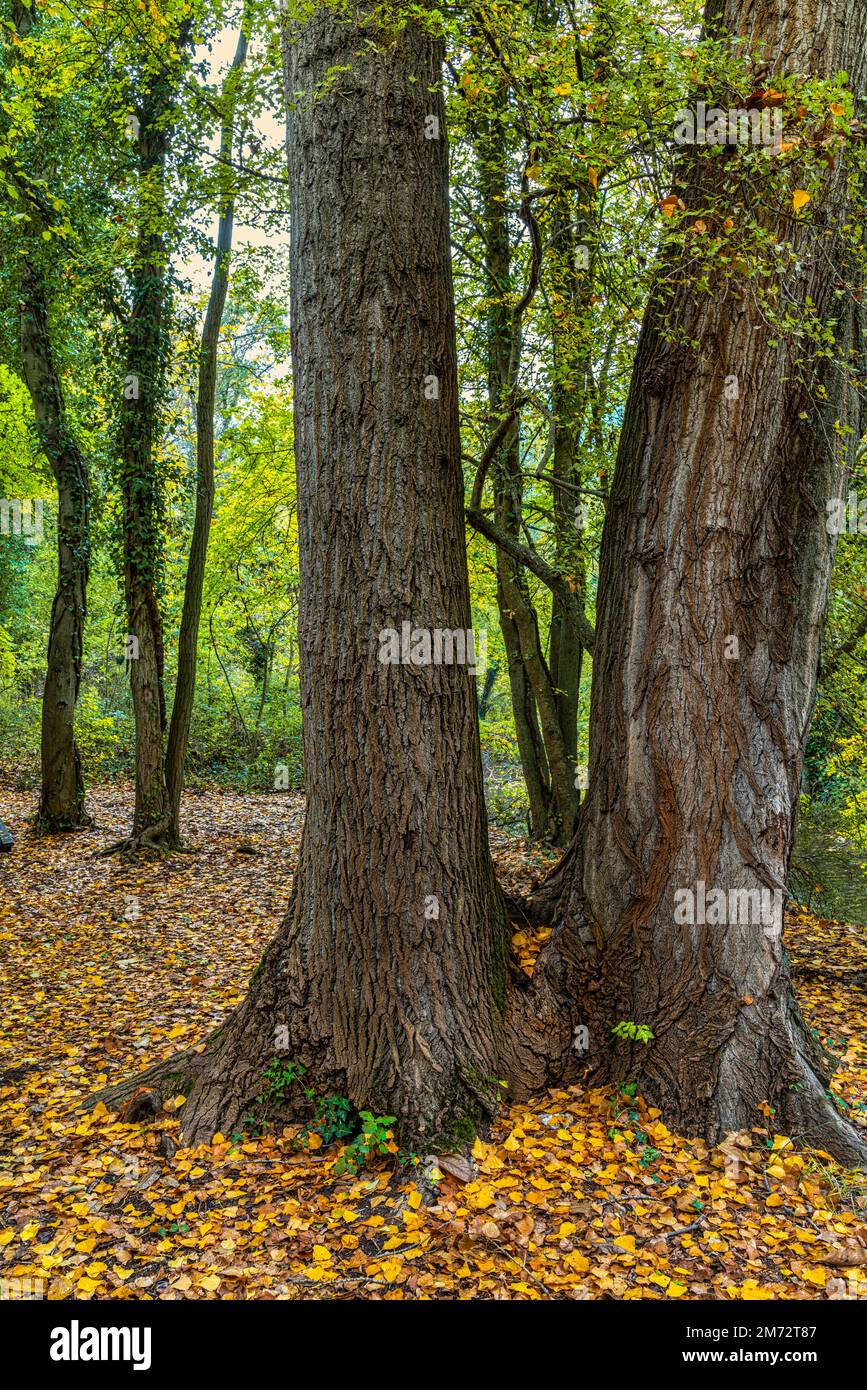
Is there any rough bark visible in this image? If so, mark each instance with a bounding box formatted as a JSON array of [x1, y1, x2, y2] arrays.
[[100, 2, 511, 1150], [520, 0, 867, 1164]]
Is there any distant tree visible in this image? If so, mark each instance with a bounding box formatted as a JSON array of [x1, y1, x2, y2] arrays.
[[164, 1, 253, 844], [4, 0, 92, 830], [115, 9, 193, 849]]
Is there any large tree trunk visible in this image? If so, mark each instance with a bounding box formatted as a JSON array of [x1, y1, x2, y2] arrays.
[[101, 1, 511, 1150], [165, 6, 250, 844], [20, 264, 91, 833], [523, 0, 867, 1163]]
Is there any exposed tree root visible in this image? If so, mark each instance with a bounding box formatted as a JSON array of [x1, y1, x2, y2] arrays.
[[516, 833, 580, 930], [90, 897, 867, 1172], [90, 1045, 208, 1119], [95, 821, 187, 860]]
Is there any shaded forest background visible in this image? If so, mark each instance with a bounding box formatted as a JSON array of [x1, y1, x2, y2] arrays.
[[1, 0, 866, 914]]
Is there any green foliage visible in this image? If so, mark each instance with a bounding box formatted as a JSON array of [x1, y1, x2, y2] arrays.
[[611, 1021, 655, 1045], [236, 1057, 307, 1137], [301, 1094, 355, 1147], [1, 0, 866, 879], [333, 1111, 398, 1176], [238, 1059, 397, 1176], [262, 1057, 306, 1102]]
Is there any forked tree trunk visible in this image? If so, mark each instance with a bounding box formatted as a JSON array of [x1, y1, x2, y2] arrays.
[[96, 0, 867, 1169], [523, 0, 867, 1163], [101, 2, 512, 1149]]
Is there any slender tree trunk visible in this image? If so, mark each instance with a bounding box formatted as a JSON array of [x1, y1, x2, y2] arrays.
[[477, 659, 498, 719], [100, 2, 511, 1150], [477, 105, 578, 845], [118, 78, 172, 845], [476, 108, 551, 837], [521, 0, 867, 1163], [548, 194, 589, 768], [9, 0, 90, 831], [20, 266, 91, 831], [112, 23, 193, 851], [165, 7, 251, 844]]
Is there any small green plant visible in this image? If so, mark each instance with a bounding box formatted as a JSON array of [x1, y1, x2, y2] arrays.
[[826, 1087, 849, 1114], [262, 1058, 306, 1104], [608, 1080, 640, 1137], [607, 1029, 654, 1134], [234, 1114, 262, 1141], [301, 1093, 356, 1146], [334, 1111, 397, 1175], [237, 1058, 309, 1137], [611, 1021, 655, 1045], [236, 1065, 401, 1176]]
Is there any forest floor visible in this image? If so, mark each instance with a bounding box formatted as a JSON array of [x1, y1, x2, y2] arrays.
[[2, 785, 867, 1301]]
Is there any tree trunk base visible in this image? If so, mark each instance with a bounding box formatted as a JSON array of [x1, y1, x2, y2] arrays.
[[35, 807, 94, 836], [96, 820, 186, 860], [515, 915, 867, 1167], [94, 901, 504, 1153], [90, 913, 867, 1173], [90, 889, 867, 1171], [91, 1045, 209, 1122]]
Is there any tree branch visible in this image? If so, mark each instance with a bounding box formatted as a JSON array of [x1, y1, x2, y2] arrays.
[[466, 504, 595, 654]]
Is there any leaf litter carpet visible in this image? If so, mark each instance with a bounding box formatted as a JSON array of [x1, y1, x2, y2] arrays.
[[2, 787, 867, 1300]]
